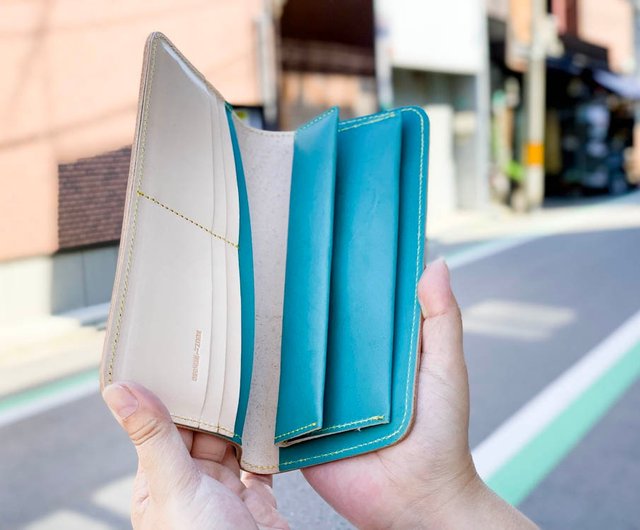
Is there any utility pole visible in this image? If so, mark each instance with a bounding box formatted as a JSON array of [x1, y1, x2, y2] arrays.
[[523, 0, 547, 209], [632, 0, 640, 182]]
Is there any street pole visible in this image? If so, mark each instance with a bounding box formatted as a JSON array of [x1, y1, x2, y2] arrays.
[[523, 0, 547, 209], [373, 0, 394, 111], [632, 0, 640, 182]]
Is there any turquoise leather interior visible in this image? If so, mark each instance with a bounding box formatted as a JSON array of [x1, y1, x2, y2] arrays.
[[106, 32, 429, 473], [319, 112, 402, 439], [277, 107, 429, 469], [227, 105, 429, 468]]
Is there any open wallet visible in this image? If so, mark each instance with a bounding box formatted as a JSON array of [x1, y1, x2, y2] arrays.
[[100, 32, 430, 474]]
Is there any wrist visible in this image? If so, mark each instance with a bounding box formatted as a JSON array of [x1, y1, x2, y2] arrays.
[[381, 456, 481, 530], [391, 469, 538, 530]]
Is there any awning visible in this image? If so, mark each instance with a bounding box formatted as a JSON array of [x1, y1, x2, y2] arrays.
[[594, 70, 640, 100]]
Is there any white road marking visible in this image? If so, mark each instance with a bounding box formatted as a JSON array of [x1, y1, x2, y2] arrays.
[[472, 308, 640, 480], [446, 234, 540, 270], [1, 192, 638, 428], [0, 378, 97, 429]]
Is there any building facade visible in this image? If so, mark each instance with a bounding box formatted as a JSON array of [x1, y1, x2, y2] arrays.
[[377, 0, 491, 220], [0, 0, 272, 323]]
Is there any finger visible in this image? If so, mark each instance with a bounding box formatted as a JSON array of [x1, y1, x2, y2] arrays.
[[241, 471, 273, 489], [418, 258, 464, 366], [191, 431, 229, 463], [222, 444, 241, 477], [195, 459, 245, 495], [241, 472, 277, 510], [178, 426, 194, 451], [417, 258, 470, 434], [102, 381, 198, 501]]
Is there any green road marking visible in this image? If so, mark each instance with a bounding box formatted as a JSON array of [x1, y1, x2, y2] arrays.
[[487, 341, 640, 506], [0, 368, 99, 414]]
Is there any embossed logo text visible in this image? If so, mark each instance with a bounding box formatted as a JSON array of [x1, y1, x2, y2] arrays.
[[192, 330, 202, 382]]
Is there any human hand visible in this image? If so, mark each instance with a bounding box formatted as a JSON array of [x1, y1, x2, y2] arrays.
[[302, 259, 537, 529], [102, 382, 289, 530]]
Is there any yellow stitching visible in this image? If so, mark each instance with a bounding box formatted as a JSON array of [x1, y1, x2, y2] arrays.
[[341, 111, 395, 125], [229, 108, 425, 471], [107, 32, 425, 470], [339, 111, 396, 128], [313, 415, 385, 435], [297, 107, 338, 131], [274, 422, 317, 440], [240, 461, 279, 471], [276, 415, 385, 444], [170, 413, 239, 438], [136, 189, 239, 249], [338, 113, 397, 132], [276, 107, 425, 469], [106, 37, 158, 384]]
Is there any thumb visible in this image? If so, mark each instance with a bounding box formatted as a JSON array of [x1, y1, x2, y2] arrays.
[[103, 381, 198, 501], [418, 258, 464, 367], [416, 258, 470, 435]]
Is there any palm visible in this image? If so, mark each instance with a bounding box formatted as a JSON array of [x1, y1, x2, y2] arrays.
[[303, 274, 474, 529]]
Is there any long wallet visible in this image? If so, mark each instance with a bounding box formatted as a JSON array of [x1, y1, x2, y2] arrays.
[[100, 32, 430, 474]]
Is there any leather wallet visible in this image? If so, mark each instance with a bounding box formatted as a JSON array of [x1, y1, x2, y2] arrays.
[[100, 32, 430, 473]]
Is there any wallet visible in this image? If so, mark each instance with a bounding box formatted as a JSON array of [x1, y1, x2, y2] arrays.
[[100, 32, 430, 473]]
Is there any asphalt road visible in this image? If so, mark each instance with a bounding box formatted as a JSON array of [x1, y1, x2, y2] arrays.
[[1, 193, 639, 529]]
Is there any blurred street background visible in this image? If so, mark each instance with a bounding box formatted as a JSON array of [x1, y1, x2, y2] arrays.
[[1, 1, 639, 529]]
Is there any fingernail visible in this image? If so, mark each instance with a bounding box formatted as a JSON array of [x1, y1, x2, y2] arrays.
[[432, 257, 450, 279], [103, 383, 138, 419]]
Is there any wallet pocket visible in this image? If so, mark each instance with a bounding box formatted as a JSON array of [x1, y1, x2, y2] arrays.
[[277, 111, 403, 446], [315, 112, 403, 439], [275, 109, 339, 444]]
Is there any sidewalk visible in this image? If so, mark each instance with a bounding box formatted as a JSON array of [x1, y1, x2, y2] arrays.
[[0, 303, 109, 399], [1, 190, 639, 400]]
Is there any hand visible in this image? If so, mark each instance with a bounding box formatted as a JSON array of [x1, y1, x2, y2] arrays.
[[103, 382, 289, 530], [302, 259, 538, 529]]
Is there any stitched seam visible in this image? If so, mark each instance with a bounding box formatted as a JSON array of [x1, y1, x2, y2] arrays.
[[313, 415, 385, 435], [108, 37, 424, 471], [136, 189, 239, 248], [240, 108, 424, 470], [339, 111, 396, 127], [297, 107, 338, 131], [273, 107, 425, 469], [338, 113, 397, 132], [106, 36, 243, 444], [106, 37, 158, 384], [274, 421, 318, 441], [241, 461, 279, 471], [171, 414, 239, 437]]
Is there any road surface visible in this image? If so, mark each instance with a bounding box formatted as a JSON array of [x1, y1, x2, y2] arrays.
[[1, 192, 639, 529]]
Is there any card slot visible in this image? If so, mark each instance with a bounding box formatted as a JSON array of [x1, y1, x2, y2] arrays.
[[274, 108, 339, 445], [216, 98, 243, 434], [119, 199, 215, 424], [195, 95, 253, 441]]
